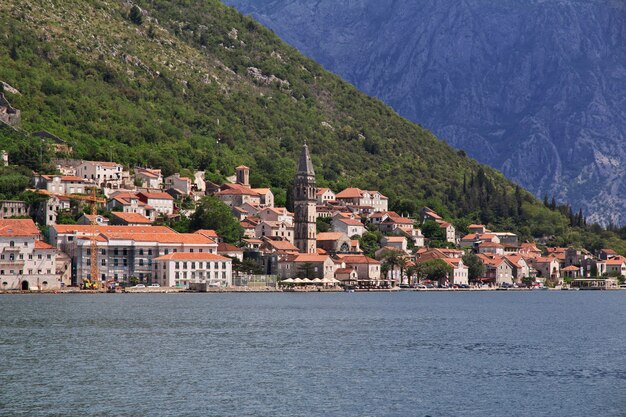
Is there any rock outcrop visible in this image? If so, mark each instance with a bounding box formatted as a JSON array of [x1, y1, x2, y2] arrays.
[[225, 0, 626, 225]]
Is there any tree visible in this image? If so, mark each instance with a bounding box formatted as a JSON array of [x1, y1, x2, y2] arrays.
[[129, 5, 143, 25], [190, 196, 243, 243], [421, 220, 445, 241], [298, 262, 315, 279], [462, 252, 485, 282], [418, 259, 453, 285]]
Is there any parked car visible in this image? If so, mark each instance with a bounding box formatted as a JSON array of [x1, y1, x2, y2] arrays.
[[134, 284, 146, 288], [149, 283, 160, 288]]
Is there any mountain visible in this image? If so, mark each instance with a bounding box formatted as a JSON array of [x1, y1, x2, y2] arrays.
[[223, 0, 626, 226], [0, 0, 624, 252]]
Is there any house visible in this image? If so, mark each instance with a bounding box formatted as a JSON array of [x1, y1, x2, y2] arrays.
[[605, 256, 626, 277], [77, 214, 110, 226], [0, 219, 66, 290], [530, 256, 561, 282], [561, 265, 581, 279], [504, 255, 532, 283], [107, 192, 155, 220], [468, 224, 488, 234], [331, 216, 365, 237], [34, 193, 71, 226], [217, 242, 244, 262], [36, 175, 87, 195], [493, 232, 519, 246], [194, 229, 220, 243], [109, 212, 152, 226], [76, 161, 124, 188], [277, 254, 335, 280], [316, 188, 336, 205], [478, 241, 505, 256], [419, 207, 442, 223], [165, 173, 192, 195], [252, 188, 274, 208], [380, 236, 408, 253], [436, 220, 456, 244], [336, 254, 382, 284], [334, 267, 358, 285], [260, 238, 299, 254], [335, 188, 388, 212], [215, 184, 261, 208], [153, 252, 232, 288], [240, 218, 258, 239], [479, 254, 515, 286], [134, 168, 163, 189], [242, 238, 263, 250], [0, 200, 29, 219], [254, 220, 294, 243], [599, 248, 618, 261], [379, 215, 415, 234], [441, 258, 469, 285], [316, 232, 352, 254], [136, 192, 174, 216], [519, 243, 542, 258], [257, 207, 293, 226]]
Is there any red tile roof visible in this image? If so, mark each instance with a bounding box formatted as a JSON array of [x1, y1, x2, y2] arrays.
[[217, 243, 243, 252], [111, 212, 152, 224], [336, 254, 380, 265], [34, 240, 55, 249], [0, 219, 40, 237], [137, 191, 174, 200]]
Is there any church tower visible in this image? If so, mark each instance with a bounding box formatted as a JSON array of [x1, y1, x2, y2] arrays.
[[294, 143, 317, 254]]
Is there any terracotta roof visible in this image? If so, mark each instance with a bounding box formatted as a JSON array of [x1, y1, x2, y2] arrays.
[[194, 229, 219, 238], [217, 243, 243, 252], [436, 220, 451, 228], [562, 265, 580, 271], [336, 218, 364, 226], [335, 268, 355, 275], [383, 236, 406, 242], [316, 187, 334, 196], [111, 212, 152, 224], [243, 238, 263, 244], [336, 255, 380, 265], [82, 160, 120, 167], [335, 187, 363, 199], [236, 165, 249, 169], [461, 233, 480, 241], [0, 219, 40, 237], [137, 191, 174, 200], [252, 188, 271, 194], [479, 242, 504, 248], [264, 240, 299, 251], [34, 240, 55, 249], [316, 232, 346, 241], [601, 248, 617, 254], [52, 225, 173, 234], [606, 257, 626, 266], [154, 252, 231, 261], [293, 254, 331, 263], [100, 232, 216, 245], [468, 224, 486, 228]]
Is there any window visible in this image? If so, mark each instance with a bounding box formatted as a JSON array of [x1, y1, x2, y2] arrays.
[[190, 249, 194, 253], [114, 248, 119, 255], [101, 259, 106, 266], [191, 262, 195, 269], [101, 249, 106, 255], [86, 249, 91, 256], [139, 249, 144, 255], [114, 259, 119, 267], [123, 259, 128, 266], [9, 241, 14, 247], [148, 249, 152, 256], [19, 254, 23, 260], [164, 249, 169, 255], [175, 262, 180, 269], [139, 259, 144, 266], [123, 249, 127, 256], [68, 236, 74, 242], [47, 254, 51, 259], [183, 262, 187, 270], [38, 254, 42, 260]]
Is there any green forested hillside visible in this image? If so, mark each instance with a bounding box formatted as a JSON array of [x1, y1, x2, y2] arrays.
[[0, 0, 624, 252]]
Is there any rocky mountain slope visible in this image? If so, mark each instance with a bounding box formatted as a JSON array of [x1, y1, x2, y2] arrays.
[[225, 0, 626, 226]]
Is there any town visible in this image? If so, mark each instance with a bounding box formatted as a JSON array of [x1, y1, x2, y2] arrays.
[[0, 143, 624, 293]]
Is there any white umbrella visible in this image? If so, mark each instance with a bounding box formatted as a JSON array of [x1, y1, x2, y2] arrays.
[[293, 278, 304, 284], [312, 278, 323, 284]]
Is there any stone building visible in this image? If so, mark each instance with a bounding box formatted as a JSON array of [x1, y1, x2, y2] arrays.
[[293, 144, 317, 254]]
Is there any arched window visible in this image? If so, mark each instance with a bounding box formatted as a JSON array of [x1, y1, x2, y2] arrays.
[[9, 241, 14, 247]]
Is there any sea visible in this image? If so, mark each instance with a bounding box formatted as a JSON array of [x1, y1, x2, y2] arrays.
[[1, 291, 625, 417]]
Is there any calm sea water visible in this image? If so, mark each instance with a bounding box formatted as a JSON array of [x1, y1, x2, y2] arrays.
[[1, 292, 625, 417]]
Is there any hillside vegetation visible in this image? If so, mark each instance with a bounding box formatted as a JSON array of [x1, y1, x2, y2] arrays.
[[0, 0, 624, 253]]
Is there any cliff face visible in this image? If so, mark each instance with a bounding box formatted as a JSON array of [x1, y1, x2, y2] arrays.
[[225, 0, 626, 225]]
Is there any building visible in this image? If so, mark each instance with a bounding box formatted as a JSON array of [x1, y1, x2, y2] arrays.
[[76, 161, 124, 187], [215, 184, 261, 208], [0, 200, 29, 219], [336, 254, 382, 283], [110, 212, 152, 226], [36, 175, 87, 195], [331, 216, 365, 237], [77, 214, 110, 226], [136, 192, 174, 215], [0, 219, 64, 290], [436, 220, 456, 244], [254, 220, 294, 243], [277, 254, 335, 280], [107, 192, 155, 220], [335, 188, 388, 212], [135, 168, 163, 189], [165, 173, 192, 195], [293, 144, 317, 254], [153, 252, 232, 288], [316, 232, 352, 254], [316, 188, 336, 205]]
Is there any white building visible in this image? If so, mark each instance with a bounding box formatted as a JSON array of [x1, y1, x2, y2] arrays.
[[316, 188, 336, 205], [36, 175, 87, 195], [335, 188, 388, 212], [135, 168, 163, 189], [331, 216, 366, 237], [165, 173, 192, 195], [136, 192, 174, 215], [77, 161, 124, 187], [153, 252, 232, 288], [0, 219, 64, 290]]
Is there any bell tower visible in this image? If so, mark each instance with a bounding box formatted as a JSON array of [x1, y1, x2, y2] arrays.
[[294, 143, 317, 254]]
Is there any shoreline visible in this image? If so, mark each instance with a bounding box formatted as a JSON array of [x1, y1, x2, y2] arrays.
[[1, 287, 623, 294]]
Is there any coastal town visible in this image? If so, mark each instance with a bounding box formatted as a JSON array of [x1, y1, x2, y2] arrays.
[[0, 143, 625, 293]]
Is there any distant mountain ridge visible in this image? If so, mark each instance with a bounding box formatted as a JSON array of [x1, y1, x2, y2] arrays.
[[224, 0, 626, 226]]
